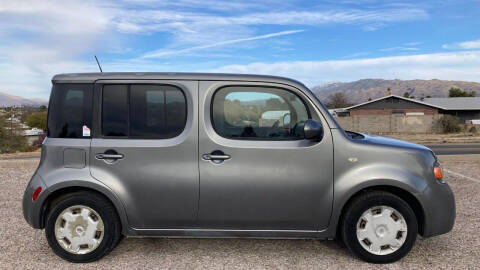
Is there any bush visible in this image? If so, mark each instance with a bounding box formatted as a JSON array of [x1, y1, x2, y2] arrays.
[[437, 115, 461, 133], [0, 134, 32, 153], [0, 115, 34, 153], [470, 126, 478, 133]]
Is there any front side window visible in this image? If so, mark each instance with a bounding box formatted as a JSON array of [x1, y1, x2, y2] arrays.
[[102, 84, 187, 139], [212, 86, 310, 140], [47, 83, 93, 138]]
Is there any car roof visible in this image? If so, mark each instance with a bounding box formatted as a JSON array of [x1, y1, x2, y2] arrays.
[[52, 72, 307, 88]]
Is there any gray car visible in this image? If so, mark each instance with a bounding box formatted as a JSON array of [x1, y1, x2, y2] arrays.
[[23, 73, 455, 264]]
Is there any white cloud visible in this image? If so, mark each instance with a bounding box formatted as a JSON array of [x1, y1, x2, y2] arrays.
[[142, 30, 305, 58], [117, 0, 276, 12], [0, 0, 111, 36], [380, 46, 419, 52], [443, 39, 480, 49], [404, 41, 422, 46], [0, 0, 431, 98], [341, 52, 371, 59], [112, 8, 428, 38], [208, 51, 480, 86], [0, 0, 116, 98]]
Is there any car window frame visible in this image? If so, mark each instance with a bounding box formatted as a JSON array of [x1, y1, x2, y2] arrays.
[[47, 83, 94, 139], [99, 83, 188, 140], [210, 85, 312, 141]]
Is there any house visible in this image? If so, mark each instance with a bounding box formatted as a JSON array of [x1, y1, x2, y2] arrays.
[[344, 95, 480, 122], [422, 97, 480, 121], [259, 110, 290, 127], [328, 108, 350, 117]]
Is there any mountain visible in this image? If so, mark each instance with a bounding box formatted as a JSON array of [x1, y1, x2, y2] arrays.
[[312, 79, 480, 104], [0, 92, 48, 107]]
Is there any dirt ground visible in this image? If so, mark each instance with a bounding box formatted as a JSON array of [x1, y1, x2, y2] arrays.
[[1, 155, 479, 269]]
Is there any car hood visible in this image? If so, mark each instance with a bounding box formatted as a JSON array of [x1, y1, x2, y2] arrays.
[[358, 133, 431, 152]]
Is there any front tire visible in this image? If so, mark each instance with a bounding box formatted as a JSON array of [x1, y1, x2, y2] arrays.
[[340, 191, 418, 263], [45, 191, 122, 263]]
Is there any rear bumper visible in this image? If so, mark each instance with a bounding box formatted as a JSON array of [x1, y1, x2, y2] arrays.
[[420, 181, 456, 237], [22, 173, 49, 229]]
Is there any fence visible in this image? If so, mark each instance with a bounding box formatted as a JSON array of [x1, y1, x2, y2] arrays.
[[334, 114, 443, 134]]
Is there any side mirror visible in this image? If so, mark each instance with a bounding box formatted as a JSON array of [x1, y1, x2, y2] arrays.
[[304, 119, 324, 141]]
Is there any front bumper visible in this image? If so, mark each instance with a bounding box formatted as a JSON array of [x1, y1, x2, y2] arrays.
[[420, 181, 456, 237]]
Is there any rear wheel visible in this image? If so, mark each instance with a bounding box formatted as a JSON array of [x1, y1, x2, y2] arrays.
[[340, 191, 418, 263], [45, 191, 122, 263]]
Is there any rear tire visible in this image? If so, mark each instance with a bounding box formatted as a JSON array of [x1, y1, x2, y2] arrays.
[[45, 191, 122, 263], [340, 191, 418, 263]]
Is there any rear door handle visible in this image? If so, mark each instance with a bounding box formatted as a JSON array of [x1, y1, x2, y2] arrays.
[[96, 154, 124, 160], [202, 154, 231, 161]]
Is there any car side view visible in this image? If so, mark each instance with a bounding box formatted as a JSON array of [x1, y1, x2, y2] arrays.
[[23, 73, 455, 263]]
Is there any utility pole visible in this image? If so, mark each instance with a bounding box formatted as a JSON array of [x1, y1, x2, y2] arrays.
[[10, 106, 13, 135]]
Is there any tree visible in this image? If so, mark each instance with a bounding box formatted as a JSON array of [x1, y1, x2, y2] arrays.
[[448, 87, 476, 97], [265, 98, 288, 111], [325, 92, 352, 109], [403, 92, 410, 98], [26, 111, 47, 131], [0, 115, 30, 153]]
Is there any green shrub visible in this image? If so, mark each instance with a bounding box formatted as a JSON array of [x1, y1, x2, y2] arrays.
[[0, 115, 34, 153], [437, 115, 461, 133], [470, 126, 478, 133], [0, 133, 32, 153]]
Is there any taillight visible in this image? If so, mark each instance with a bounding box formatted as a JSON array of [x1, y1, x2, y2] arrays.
[[32, 187, 42, 201]]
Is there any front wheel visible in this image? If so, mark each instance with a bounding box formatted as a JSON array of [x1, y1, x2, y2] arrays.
[[45, 191, 122, 263], [340, 191, 418, 263]]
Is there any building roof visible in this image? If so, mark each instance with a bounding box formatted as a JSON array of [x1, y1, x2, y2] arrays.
[[422, 97, 480, 110], [346, 95, 480, 111]]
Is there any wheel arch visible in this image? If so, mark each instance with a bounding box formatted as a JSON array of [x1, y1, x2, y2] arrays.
[[39, 181, 129, 235], [335, 185, 426, 238]]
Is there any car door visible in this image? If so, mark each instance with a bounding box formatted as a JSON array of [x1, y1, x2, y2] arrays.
[[198, 81, 334, 231], [89, 80, 199, 229]]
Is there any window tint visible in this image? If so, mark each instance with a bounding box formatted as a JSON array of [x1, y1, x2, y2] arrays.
[[102, 84, 187, 138], [47, 83, 93, 138], [212, 86, 310, 140], [103, 85, 128, 136]]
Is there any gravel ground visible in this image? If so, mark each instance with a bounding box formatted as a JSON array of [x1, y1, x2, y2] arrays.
[[1, 156, 479, 269]]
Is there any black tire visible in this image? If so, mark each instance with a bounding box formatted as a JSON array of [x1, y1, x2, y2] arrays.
[[45, 191, 122, 263], [340, 191, 418, 264]]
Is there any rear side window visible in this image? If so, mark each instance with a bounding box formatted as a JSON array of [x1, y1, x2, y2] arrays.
[[47, 84, 93, 138], [102, 84, 187, 139]]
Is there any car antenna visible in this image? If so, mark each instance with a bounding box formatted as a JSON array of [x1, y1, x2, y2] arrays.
[[94, 55, 103, 73]]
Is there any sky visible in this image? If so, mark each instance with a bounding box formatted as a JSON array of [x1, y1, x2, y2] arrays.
[[1, 0, 480, 99]]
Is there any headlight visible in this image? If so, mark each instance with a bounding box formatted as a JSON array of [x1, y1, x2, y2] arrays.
[[434, 166, 443, 180], [434, 161, 445, 183]]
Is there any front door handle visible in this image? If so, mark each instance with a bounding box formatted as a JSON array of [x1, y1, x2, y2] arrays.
[[202, 150, 230, 163]]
